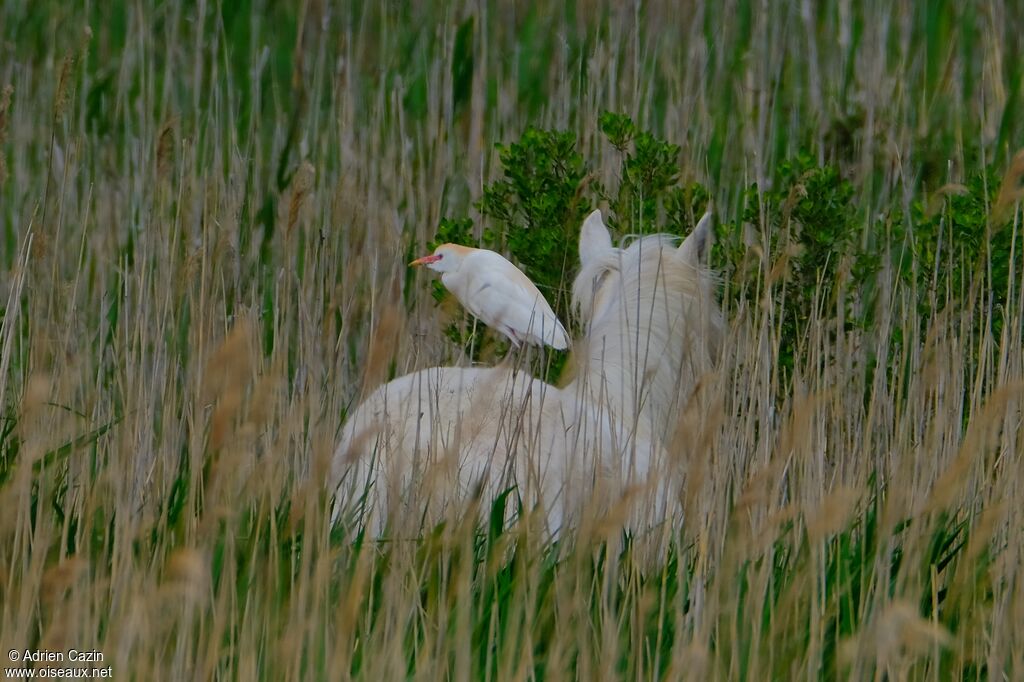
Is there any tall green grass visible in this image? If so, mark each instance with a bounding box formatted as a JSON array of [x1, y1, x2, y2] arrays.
[[1, 1, 1023, 679]]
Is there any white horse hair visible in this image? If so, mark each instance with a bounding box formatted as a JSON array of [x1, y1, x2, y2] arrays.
[[330, 209, 724, 536]]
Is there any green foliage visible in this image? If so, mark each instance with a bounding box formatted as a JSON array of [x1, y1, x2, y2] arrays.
[[0, 415, 18, 487], [715, 153, 862, 373], [712, 154, 1018, 384], [597, 111, 635, 150], [0, 413, 119, 492], [449, 119, 1020, 407], [327, 488, 994, 680], [597, 111, 685, 235], [451, 17, 475, 113], [428, 116, 711, 374], [889, 170, 1014, 327], [431, 118, 890, 386], [478, 127, 591, 296]]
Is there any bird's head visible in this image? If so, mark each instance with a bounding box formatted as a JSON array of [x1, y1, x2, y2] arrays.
[[409, 243, 473, 273]]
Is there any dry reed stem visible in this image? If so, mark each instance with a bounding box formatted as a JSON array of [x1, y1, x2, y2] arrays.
[[360, 301, 405, 398], [925, 182, 970, 218], [163, 548, 209, 604], [52, 56, 74, 123], [286, 161, 316, 238], [203, 316, 256, 451], [1, 3, 1021, 679], [842, 600, 952, 673], [155, 118, 177, 182], [993, 149, 1024, 226], [926, 380, 1024, 512], [805, 485, 861, 542]]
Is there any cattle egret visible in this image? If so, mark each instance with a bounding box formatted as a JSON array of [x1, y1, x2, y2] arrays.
[[410, 244, 570, 350]]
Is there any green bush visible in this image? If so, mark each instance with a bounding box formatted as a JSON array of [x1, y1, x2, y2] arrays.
[[428, 117, 1020, 392], [889, 170, 1016, 331], [429, 115, 709, 377], [714, 153, 865, 374]]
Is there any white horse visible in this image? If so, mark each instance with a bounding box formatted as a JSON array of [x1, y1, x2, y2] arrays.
[[330, 209, 724, 535]]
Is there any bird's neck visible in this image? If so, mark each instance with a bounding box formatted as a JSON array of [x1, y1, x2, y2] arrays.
[[439, 269, 462, 286]]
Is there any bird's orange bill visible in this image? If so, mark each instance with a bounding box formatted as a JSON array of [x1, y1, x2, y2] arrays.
[[409, 254, 441, 266]]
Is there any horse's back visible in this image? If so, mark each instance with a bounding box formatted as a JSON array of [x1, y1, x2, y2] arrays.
[[331, 365, 572, 530], [331, 364, 673, 535]]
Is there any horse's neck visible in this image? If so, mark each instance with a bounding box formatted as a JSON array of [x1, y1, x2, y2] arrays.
[[572, 341, 681, 445], [574, 298, 716, 446]]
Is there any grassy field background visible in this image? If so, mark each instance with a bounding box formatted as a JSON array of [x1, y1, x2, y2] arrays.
[[2, 1, 1024, 679]]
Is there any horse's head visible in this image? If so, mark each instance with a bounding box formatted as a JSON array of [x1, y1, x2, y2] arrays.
[[570, 209, 724, 438]]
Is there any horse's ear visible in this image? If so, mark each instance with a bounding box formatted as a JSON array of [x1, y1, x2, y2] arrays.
[[579, 209, 613, 266], [678, 207, 714, 266]]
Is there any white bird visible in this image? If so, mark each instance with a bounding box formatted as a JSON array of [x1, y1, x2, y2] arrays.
[[410, 244, 570, 350]]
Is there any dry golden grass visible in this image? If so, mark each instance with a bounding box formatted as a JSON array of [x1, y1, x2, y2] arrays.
[[1, 1, 1023, 680]]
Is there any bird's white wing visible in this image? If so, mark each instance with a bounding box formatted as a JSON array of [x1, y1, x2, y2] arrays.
[[460, 251, 570, 349]]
